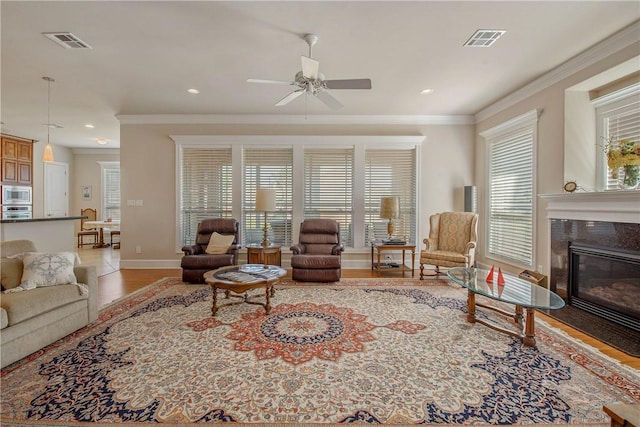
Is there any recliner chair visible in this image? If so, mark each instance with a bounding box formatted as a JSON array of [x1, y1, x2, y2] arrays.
[[290, 218, 344, 282], [180, 218, 240, 283]]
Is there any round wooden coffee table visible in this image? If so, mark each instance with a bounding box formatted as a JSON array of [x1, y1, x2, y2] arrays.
[[203, 264, 286, 316]]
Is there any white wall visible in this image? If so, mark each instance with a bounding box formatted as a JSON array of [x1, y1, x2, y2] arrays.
[[117, 123, 474, 268]]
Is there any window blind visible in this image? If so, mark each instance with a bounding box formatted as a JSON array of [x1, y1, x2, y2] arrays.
[[303, 148, 354, 246], [180, 147, 232, 246], [364, 148, 416, 244], [601, 98, 640, 190], [243, 148, 293, 245], [103, 166, 120, 220], [488, 128, 534, 266]]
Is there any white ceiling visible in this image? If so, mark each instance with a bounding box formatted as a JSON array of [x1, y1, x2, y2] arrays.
[[1, 1, 639, 149]]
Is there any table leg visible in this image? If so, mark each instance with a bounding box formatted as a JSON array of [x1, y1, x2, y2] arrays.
[[411, 248, 415, 277], [377, 251, 382, 272], [371, 246, 374, 270], [523, 308, 536, 347], [265, 284, 272, 314], [514, 305, 524, 327], [467, 291, 476, 323], [402, 250, 406, 276], [212, 286, 219, 316]]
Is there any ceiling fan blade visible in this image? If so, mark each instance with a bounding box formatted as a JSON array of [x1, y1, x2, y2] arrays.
[[247, 78, 293, 85], [324, 79, 372, 90], [275, 90, 304, 107], [315, 91, 344, 110], [301, 56, 319, 80]]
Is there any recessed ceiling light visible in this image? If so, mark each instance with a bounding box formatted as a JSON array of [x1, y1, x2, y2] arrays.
[[464, 29, 506, 47], [85, 124, 95, 128], [96, 138, 108, 145], [420, 89, 434, 95], [187, 88, 200, 94]]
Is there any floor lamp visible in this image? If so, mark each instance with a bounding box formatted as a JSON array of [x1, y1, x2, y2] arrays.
[[380, 196, 399, 240], [256, 188, 277, 247]]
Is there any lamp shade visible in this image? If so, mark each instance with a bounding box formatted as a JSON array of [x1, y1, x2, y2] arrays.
[[380, 196, 399, 219], [42, 142, 54, 162], [255, 188, 277, 212]]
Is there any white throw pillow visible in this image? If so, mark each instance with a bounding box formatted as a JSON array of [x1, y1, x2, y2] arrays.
[[20, 252, 78, 288], [205, 232, 235, 255]]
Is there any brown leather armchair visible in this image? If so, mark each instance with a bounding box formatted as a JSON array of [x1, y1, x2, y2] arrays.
[[180, 218, 240, 283], [290, 218, 344, 282]]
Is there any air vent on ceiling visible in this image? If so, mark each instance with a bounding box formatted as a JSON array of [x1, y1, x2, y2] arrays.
[[43, 32, 92, 49], [463, 29, 506, 47]]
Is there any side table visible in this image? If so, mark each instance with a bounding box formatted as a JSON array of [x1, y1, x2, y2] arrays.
[[371, 242, 416, 277], [246, 244, 282, 266]]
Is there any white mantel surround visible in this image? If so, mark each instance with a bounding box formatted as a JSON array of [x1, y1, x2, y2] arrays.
[[540, 191, 640, 224]]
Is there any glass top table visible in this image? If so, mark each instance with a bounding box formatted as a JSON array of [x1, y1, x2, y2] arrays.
[[447, 267, 565, 347]]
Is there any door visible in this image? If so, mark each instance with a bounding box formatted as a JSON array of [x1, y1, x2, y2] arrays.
[[44, 161, 68, 217]]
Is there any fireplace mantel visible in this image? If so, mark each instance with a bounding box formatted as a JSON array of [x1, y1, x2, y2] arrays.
[[540, 191, 640, 224]]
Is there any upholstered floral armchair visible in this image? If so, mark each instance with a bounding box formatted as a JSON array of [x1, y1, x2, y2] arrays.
[[419, 212, 478, 279]]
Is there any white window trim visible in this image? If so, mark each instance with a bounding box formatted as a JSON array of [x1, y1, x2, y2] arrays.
[[480, 109, 541, 269], [171, 135, 423, 253]]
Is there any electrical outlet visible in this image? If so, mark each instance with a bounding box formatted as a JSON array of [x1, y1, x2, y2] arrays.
[[537, 265, 543, 273], [383, 255, 393, 261], [135, 246, 142, 254]]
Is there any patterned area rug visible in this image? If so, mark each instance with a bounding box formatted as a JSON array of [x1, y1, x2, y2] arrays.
[[1, 277, 639, 426]]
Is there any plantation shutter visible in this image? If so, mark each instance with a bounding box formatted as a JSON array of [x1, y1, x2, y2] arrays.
[[180, 147, 232, 246], [364, 148, 417, 245], [488, 128, 534, 266], [104, 166, 120, 220], [303, 148, 354, 246], [243, 148, 293, 245]]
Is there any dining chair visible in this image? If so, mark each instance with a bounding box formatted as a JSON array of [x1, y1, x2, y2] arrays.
[[77, 208, 99, 248]]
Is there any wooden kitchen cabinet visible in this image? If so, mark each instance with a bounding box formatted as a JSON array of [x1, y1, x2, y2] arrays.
[[1, 135, 34, 185]]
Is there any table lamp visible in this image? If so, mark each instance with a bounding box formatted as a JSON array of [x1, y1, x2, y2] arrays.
[[256, 188, 277, 247], [380, 196, 399, 239]]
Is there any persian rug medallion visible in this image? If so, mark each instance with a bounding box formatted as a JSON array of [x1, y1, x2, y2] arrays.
[[1, 278, 638, 426]]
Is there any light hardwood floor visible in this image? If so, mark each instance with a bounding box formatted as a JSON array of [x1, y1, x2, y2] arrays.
[[78, 246, 640, 369]]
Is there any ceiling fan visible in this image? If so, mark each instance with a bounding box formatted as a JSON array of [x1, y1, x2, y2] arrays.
[[247, 34, 372, 110]]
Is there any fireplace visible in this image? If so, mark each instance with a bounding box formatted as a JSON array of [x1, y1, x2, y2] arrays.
[[568, 242, 640, 331], [541, 191, 640, 352]]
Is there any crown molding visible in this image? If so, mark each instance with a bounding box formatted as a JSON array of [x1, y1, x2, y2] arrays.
[[475, 20, 640, 123], [116, 114, 474, 126], [72, 148, 120, 155]]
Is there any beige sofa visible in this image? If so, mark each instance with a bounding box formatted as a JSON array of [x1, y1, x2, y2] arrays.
[[0, 240, 98, 368]]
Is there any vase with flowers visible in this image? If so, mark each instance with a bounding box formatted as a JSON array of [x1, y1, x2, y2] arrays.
[[605, 138, 640, 190]]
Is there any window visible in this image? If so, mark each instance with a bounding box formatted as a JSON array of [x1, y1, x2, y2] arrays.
[[594, 83, 640, 190], [179, 147, 232, 246], [173, 136, 423, 250], [99, 161, 120, 221], [304, 148, 354, 246], [364, 149, 416, 244], [243, 148, 293, 245], [481, 110, 539, 268]]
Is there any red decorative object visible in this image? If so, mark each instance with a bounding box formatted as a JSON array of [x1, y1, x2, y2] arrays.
[[497, 267, 505, 285], [486, 265, 495, 282]]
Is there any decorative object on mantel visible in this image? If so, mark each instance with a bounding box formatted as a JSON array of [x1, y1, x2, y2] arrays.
[[605, 138, 640, 190], [563, 181, 577, 193]]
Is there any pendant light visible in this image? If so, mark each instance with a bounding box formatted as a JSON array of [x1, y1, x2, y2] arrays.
[[42, 76, 55, 162]]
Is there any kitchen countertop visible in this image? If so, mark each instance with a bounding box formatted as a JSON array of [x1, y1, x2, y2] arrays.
[[0, 216, 86, 224]]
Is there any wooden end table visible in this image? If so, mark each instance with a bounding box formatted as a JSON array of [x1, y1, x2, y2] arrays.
[[371, 242, 416, 277], [246, 244, 282, 266], [204, 264, 286, 316]]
